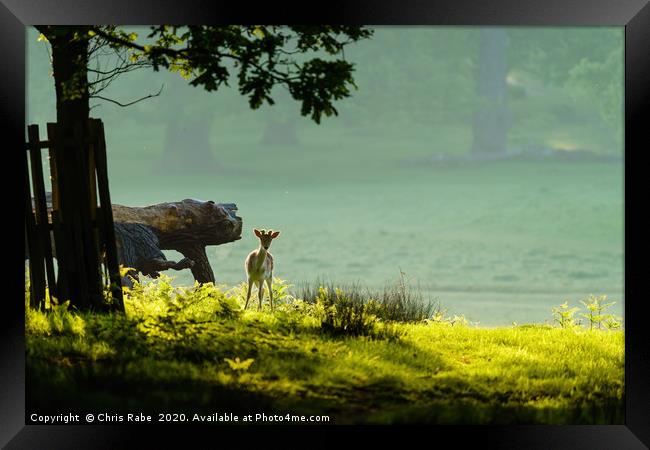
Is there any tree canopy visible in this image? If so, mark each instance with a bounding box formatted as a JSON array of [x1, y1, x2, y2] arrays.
[[37, 25, 373, 124]]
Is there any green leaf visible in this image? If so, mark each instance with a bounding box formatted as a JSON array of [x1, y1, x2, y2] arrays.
[[224, 357, 255, 371]]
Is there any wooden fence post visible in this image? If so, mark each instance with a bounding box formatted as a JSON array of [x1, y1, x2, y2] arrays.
[[92, 119, 124, 309], [26, 119, 124, 312], [24, 150, 45, 310], [46, 123, 69, 303], [27, 125, 57, 307]]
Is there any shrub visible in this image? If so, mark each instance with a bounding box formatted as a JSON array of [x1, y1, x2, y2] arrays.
[[580, 294, 622, 330], [296, 272, 441, 324], [124, 274, 242, 322], [551, 301, 581, 328], [316, 286, 379, 337], [551, 295, 622, 330], [306, 286, 404, 340], [375, 272, 442, 322], [25, 299, 86, 337]]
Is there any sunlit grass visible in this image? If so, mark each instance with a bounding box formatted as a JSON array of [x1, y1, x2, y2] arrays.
[[26, 277, 624, 424]]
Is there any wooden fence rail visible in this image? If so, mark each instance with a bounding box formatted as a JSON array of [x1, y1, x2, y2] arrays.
[[25, 119, 123, 311]]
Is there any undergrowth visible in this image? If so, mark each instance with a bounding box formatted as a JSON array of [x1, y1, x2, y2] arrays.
[[25, 274, 624, 424]]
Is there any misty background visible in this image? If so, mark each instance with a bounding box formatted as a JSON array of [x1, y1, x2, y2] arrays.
[[26, 26, 624, 326]]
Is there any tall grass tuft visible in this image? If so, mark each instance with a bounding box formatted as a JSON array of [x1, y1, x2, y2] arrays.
[[295, 272, 441, 323], [376, 271, 442, 322]]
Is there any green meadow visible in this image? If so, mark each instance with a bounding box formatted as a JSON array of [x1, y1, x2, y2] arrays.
[[26, 279, 624, 424]]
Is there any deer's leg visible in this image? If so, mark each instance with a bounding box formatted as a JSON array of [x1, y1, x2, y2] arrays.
[[266, 277, 274, 312], [257, 280, 264, 311], [244, 279, 253, 310]]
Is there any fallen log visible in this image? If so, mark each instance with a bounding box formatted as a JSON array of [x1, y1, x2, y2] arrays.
[[113, 222, 195, 283], [112, 198, 242, 283], [28, 195, 243, 284]]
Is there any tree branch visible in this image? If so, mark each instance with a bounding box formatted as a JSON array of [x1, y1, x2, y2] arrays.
[[91, 84, 164, 107], [89, 26, 188, 58], [87, 26, 316, 86], [88, 60, 150, 76]]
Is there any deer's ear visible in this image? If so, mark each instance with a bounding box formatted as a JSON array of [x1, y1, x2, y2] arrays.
[[270, 231, 280, 239], [254, 229, 263, 238]]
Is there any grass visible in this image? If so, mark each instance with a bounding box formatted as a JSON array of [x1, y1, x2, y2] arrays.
[[26, 277, 624, 425], [296, 273, 442, 323]]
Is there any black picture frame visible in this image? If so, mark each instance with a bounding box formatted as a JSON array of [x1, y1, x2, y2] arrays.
[[2, 0, 648, 448]]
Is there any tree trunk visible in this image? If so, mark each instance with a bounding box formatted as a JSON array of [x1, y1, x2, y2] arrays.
[[157, 111, 220, 173], [471, 28, 509, 158], [44, 26, 109, 310], [260, 118, 299, 146]]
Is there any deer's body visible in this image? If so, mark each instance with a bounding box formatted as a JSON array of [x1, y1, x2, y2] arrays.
[[244, 229, 280, 311], [245, 248, 274, 283]]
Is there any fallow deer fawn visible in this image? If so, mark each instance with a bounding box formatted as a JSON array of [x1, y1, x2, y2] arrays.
[[244, 228, 280, 311]]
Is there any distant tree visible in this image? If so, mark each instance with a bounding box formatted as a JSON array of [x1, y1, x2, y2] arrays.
[[260, 116, 300, 147], [331, 28, 478, 130], [471, 28, 509, 158], [33, 25, 372, 310], [259, 88, 301, 147], [508, 27, 621, 87], [470, 27, 622, 157], [156, 86, 221, 173], [508, 27, 623, 148]]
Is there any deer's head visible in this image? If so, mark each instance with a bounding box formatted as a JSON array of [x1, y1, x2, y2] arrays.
[[254, 228, 280, 250]]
